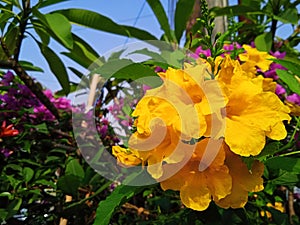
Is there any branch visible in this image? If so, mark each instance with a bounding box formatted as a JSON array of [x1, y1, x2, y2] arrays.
[[0, 54, 60, 120], [14, 0, 31, 61]]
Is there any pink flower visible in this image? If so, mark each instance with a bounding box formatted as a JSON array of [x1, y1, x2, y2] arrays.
[[275, 84, 286, 96], [286, 93, 300, 105]]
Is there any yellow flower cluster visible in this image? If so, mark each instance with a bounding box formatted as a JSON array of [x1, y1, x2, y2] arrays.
[[112, 45, 291, 211]]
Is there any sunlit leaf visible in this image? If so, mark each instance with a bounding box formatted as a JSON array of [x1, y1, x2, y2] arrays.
[[44, 13, 73, 49], [276, 69, 300, 95], [37, 42, 70, 95], [56, 9, 157, 40], [254, 32, 272, 52]]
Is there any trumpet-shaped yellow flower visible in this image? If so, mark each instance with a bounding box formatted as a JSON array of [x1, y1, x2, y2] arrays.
[[160, 138, 232, 211], [216, 56, 290, 156], [239, 45, 274, 72], [112, 146, 142, 167], [215, 147, 264, 208]]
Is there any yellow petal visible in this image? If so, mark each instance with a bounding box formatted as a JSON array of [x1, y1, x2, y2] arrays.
[[180, 173, 211, 211]]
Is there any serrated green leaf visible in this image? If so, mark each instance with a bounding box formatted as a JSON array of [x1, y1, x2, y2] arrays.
[[56, 9, 157, 40], [45, 13, 73, 49], [65, 159, 85, 179], [276, 69, 300, 95], [174, 0, 195, 42], [254, 32, 272, 52], [146, 0, 173, 41], [37, 42, 70, 95]]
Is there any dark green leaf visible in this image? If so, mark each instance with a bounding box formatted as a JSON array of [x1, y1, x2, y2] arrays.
[[274, 7, 298, 24], [276, 69, 300, 95], [45, 13, 73, 49], [254, 32, 272, 52], [174, 0, 195, 42], [211, 5, 264, 17], [37, 0, 70, 8], [56, 9, 157, 40], [266, 156, 300, 172], [146, 0, 173, 41], [65, 159, 85, 179], [37, 42, 70, 95], [93, 183, 145, 225], [6, 198, 22, 220], [32, 20, 50, 45], [19, 61, 44, 72], [57, 174, 82, 196]]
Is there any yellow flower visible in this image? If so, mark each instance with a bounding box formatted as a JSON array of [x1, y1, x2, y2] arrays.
[[239, 45, 274, 72], [285, 100, 300, 116], [216, 56, 291, 156], [133, 65, 226, 141], [129, 125, 188, 179], [112, 146, 142, 167], [261, 202, 285, 219], [160, 138, 232, 211], [215, 146, 264, 209]]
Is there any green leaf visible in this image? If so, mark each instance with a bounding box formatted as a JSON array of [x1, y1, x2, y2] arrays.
[[19, 61, 44, 72], [276, 69, 300, 95], [57, 174, 81, 196], [22, 167, 34, 183], [211, 5, 264, 17], [254, 32, 272, 52], [174, 0, 195, 42], [6, 198, 22, 220], [37, 0, 70, 8], [56, 9, 157, 40], [94, 60, 161, 87], [32, 20, 50, 45], [266, 157, 300, 172], [44, 13, 73, 49], [62, 34, 103, 69], [37, 42, 70, 95], [146, 0, 173, 41], [93, 183, 145, 225], [65, 159, 85, 179], [273, 7, 298, 24], [273, 58, 300, 75]]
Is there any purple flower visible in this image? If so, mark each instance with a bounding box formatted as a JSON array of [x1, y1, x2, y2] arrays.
[[223, 43, 242, 52], [1, 148, 13, 158], [275, 84, 286, 96], [154, 66, 166, 73], [195, 46, 211, 57], [1, 71, 14, 86], [270, 51, 286, 59], [286, 93, 300, 105]]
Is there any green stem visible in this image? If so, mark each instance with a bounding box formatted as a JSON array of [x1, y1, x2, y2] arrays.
[[65, 181, 112, 209], [278, 116, 300, 153]]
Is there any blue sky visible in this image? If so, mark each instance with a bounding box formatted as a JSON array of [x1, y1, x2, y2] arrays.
[[20, 0, 297, 92]]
